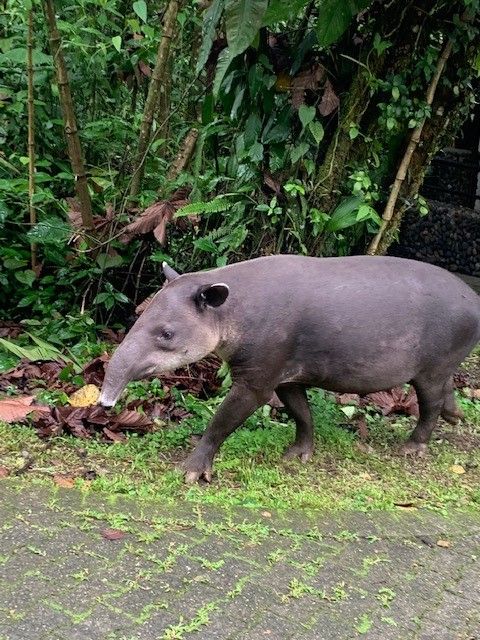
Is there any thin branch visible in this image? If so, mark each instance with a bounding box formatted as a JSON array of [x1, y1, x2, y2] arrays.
[[167, 128, 199, 181], [27, 9, 37, 271], [367, 38, 453, 256], [130, 0, 180, 198]]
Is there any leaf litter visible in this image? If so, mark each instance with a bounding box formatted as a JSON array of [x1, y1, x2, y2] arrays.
[[0, 352, 221, 441]]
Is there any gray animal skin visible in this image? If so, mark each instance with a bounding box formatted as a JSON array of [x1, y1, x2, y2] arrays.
[[98, 255, 480, 484]]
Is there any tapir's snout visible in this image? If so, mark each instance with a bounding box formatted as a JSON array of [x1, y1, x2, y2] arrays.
[[97, 394, 116, 409]]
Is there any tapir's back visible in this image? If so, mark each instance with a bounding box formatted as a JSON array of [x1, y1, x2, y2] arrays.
[[207, 254, 480, 333], [200, 254, 479, 393]]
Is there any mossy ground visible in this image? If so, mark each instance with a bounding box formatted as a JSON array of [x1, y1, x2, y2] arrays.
[[1, 349, 479, 514]]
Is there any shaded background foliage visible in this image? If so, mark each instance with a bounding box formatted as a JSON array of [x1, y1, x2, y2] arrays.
[[0, 0, 479, 338]]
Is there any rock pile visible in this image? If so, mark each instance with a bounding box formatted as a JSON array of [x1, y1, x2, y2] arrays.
[[390, 199, 480, 276]]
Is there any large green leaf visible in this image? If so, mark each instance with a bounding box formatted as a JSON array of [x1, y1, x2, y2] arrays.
[[213, 47, 235, 96], [196, 0, 225, 75], [316, 0, 373, 48], [0, 48, 52, 66], [325, 196, 362, 232], [262, 0, 310, 25], [225, 0, 268, 57]]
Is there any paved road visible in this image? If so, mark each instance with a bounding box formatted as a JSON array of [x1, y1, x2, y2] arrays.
[[0, 481, 479, 640]]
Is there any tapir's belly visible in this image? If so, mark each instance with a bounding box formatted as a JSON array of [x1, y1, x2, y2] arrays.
[[276, 330, 423, 394]]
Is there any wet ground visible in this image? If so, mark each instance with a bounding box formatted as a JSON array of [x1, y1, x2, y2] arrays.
[[0, 481, 479, 640]]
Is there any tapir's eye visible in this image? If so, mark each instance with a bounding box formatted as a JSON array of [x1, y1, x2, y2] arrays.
[[161, 329, 174, 341]]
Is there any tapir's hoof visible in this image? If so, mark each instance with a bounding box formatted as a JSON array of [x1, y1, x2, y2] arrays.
[[182, 454, 213, 484], [441, 409, 464, 425], [398, 441, 428, 457], [283, 442, 313, 463]]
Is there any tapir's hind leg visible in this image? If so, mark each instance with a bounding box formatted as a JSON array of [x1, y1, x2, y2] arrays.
[[441, 376, 464, 424], [399, 374, 451, 456], [276, 384, 314, 463]]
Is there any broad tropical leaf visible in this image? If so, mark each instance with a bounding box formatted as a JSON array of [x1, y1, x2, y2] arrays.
[[213, 46, 235, 96], [325, 196, 362, 232], [196, 0, 225, 75], [225, 0, 268, 56], [262, 0, 310, 25], [316, 0, 373, 47]]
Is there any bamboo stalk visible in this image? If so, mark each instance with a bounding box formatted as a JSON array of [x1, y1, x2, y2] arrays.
[[367, 38, 453, 256], [167, 128, 199, 180], [130, 0, 179, 198], [43, 0, 94, 229], [27, 9, 37, 272]]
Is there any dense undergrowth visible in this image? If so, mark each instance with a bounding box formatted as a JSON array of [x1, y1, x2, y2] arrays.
[[1, 0, 479, 326]]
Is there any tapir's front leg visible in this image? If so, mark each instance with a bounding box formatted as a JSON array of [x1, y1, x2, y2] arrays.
[[182, 383, 272, 484]]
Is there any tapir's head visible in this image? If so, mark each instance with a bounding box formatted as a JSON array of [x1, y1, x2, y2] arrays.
[[98, 263, 229, 407]]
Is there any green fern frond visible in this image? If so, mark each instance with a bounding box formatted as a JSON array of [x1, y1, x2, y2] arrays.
[[175, 198, 232, 217]]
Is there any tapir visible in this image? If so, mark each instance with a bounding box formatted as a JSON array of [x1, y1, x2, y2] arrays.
[[99, 255, 480, 483]]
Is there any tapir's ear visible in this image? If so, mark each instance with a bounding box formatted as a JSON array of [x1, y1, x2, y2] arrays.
[[196, 283, 229, 309], [162, 261, 181, 282]]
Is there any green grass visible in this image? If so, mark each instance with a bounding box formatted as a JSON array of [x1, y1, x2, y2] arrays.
[[1, 382, 480, 514]]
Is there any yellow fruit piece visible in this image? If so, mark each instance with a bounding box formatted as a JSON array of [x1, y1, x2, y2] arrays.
[[449, 464, 466, 475], [68, 384, 100, 407], [275, 72, 292, 92]]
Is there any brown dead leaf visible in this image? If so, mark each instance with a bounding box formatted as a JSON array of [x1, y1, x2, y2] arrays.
[[291, 64, 326, 110], [120, 188, 191, 246], [0, 466, 10, 478], [356, 416, 368, 441], [462, 387, 480, 400], [436, 539, 450, 548], [319, 79, 339, 116], [53, 474, 75, 488], [138, 60, 152, 77], [336, 393, 360, 405], [365, 387, 419, 418], [101, 528, 126, 541], [113, 410, 153, 431], [0, 396, 50, 423], [82, 354, 109, 386], [103, 427, 126, 442], [0, 321, 23, 339]]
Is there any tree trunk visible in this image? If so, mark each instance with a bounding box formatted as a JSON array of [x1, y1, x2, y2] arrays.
[[27, 9, 37, 271], [130, 0, 180, 198], [43, 0, 94, 229]]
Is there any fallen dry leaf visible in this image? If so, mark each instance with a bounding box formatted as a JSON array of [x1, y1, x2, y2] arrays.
[[449, 464, 466, 475], [103, 427, 126, 442], [436, 539, 450, 548], [114, 409, 153, 431], [462, 387, 480, 400], [53, 474, 75, 488], [365, 387, 419, 418], [120, 188, 191, 246], [101, 528, 126, 541], [0, 466, 10, 478], [0, 396, 50, 423], [336, 393, 360, 405], [319, 78, 340, 116]]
